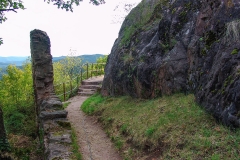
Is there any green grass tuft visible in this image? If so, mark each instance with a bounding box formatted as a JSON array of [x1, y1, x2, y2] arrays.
[[145, 127, 155, 137], [81, 94, 105, 115], [231, 48, 239, 55], [120, 124, 128, 134], [112, 136, 123, 150]]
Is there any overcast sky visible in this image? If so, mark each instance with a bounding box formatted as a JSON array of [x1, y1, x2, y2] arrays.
[[0, 0, 141, 57]]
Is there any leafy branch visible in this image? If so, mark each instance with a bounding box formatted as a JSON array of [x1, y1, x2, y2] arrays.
[[45, 0, 105, 12]]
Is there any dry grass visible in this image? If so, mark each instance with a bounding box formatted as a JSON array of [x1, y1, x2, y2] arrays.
[[82, 93, 240, 160]]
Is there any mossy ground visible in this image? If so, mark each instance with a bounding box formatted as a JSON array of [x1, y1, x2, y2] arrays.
[[82, 93, 240, 159]]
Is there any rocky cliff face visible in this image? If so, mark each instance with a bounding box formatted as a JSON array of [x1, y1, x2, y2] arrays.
[[102, 0, 240, 127]]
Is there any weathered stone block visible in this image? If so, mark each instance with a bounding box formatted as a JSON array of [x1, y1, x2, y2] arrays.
[[40, 110, 68, 120]]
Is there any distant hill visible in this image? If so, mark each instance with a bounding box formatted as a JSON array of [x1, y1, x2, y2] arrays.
[[0, 56, 29, 68], [0, 54, 105, 67], [0, 54, 106, 79], [52, 54, 105, 64], [0, 56, 28, 62], [79, 54, 106, 63]]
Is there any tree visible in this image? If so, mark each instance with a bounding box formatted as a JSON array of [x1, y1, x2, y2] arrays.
[[0, 63, 33, 108], [45, 0, 105, 11], [96, 55, 108, 63], [53, 49, 82, 84], [0, 0, 24, 24], [0, 62, 33, 154]]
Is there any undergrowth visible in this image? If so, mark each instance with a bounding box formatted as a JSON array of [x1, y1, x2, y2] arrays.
[[3, 103, 37, 137], [3, 103, 42, 159], [81, 93, 240, 159]]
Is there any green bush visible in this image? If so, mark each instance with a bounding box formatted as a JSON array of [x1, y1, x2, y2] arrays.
[[6, 112, 25, 133]]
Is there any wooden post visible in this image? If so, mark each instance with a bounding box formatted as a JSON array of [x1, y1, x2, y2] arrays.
[[81, 69, 83, 84], [63, 83, 66, 102], [86, 63, 89, 79], [91, 63, 93, 78], [70, 81, 72, 95], [96, 63, 98, 76]]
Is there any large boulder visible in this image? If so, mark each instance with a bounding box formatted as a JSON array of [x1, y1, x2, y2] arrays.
[[102, 0, 240, 127]]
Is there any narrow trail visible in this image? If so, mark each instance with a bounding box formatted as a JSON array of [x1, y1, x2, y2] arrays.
[[65, 95, 122, 160]]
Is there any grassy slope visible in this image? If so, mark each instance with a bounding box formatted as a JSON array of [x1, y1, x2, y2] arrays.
[[82, 93, 240, 160]]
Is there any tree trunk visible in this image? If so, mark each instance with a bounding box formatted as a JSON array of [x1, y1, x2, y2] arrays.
[[0, 107, 10, 152]]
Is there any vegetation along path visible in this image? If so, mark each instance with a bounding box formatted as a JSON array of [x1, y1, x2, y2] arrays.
[[65, 77, 121, 160]]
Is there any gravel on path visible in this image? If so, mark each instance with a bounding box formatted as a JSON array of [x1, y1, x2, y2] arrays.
[[65, 95, 122, 160]]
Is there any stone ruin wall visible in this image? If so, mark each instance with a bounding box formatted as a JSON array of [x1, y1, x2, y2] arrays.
[[30, 29, 73, 159]]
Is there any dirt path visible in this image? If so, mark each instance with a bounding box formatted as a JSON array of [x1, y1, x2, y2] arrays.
[[65, 95, 122, 160]]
